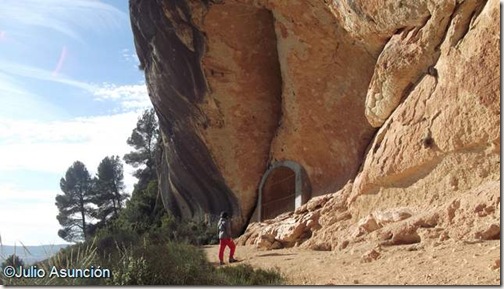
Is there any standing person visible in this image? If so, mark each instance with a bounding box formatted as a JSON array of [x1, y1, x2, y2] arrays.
[[217, 211, 237, 265]]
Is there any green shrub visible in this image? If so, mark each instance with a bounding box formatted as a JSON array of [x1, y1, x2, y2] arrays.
[[94, 227, 140, 255], [109, 253, 149, 285], [171, 218, 219, 246], [109, 241, 215, 285], [1, 236, 284, 286], [94, 206, 219, 247], [108, 242, 284, 285]]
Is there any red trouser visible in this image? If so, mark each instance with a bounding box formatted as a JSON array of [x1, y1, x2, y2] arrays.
[[218, 238, 236, 262]]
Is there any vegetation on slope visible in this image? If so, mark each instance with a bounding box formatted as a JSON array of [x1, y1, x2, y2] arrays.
[[1, 108, 283, 286]]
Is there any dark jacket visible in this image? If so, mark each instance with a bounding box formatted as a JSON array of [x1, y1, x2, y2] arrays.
[[218, 217, 232, 239]]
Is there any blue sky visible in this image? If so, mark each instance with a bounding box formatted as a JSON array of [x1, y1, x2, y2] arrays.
[[0, 0, 152, 246]]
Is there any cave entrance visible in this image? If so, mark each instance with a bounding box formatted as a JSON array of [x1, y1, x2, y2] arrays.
[[258, 161, 311, 221]]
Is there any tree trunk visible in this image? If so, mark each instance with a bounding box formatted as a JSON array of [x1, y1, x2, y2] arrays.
[[113, 182, 120, 217], [80, 195, 86, 241]]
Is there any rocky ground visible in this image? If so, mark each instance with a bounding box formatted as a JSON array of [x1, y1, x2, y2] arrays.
[[203, 239, 500, 285]]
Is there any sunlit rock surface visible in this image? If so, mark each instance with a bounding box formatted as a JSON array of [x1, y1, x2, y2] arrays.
[[130, 0, 499, 238]]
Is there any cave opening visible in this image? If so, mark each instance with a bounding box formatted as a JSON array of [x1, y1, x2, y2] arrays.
[[261, 166, 296, 220], [258, 161, 311, 221]]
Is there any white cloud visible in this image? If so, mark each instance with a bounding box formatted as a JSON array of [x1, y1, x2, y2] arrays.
[[0, 185, 71, 246], [92, 83, 151, 110], [1, 183, 55, 203], [0, 112, 144, 191], [121, 48, 140, 66]]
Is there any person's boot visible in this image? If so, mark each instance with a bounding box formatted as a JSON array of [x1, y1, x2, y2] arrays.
[[229, 258, 238, 263], [219, 261, 225, 266]]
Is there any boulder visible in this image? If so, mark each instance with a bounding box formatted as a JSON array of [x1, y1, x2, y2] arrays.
[[373, 208, 413, 226], [361, 249, 381, 263]]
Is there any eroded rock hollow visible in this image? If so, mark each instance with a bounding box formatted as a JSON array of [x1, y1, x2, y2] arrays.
[[130, 0, 500, 240]]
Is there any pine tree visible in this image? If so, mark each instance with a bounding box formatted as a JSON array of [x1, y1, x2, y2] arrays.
[[123, 108, 159, 189], [92, 156, 129, 222], [118, 180, 167, 234], [55, 161, 93, 242], [115, 109, 166, 235]]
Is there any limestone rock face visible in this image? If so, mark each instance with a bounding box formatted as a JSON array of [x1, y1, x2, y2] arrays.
[[365, 0, 456, 127], [130, 0, 500, 239], [129, 0, 240, 229], [351, 0, 500, 219], [130, 0, 378, 232]]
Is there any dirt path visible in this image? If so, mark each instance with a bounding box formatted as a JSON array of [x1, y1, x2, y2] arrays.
[[203, 239, 500, 285]]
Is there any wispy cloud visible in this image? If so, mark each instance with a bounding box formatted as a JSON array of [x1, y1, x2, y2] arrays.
[[0, 59, 94, 91], [0, 59, 150, 113], [0, 0, 127, 43], [0, 0, 145, 120], [0, 71, 34, 97], [0, 71, 66, 120]]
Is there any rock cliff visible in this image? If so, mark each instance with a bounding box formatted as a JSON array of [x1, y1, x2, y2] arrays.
[[129, 0, 500, 241]]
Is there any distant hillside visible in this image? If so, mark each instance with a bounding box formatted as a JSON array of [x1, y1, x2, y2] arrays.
[[0, 244, 69, 265]]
